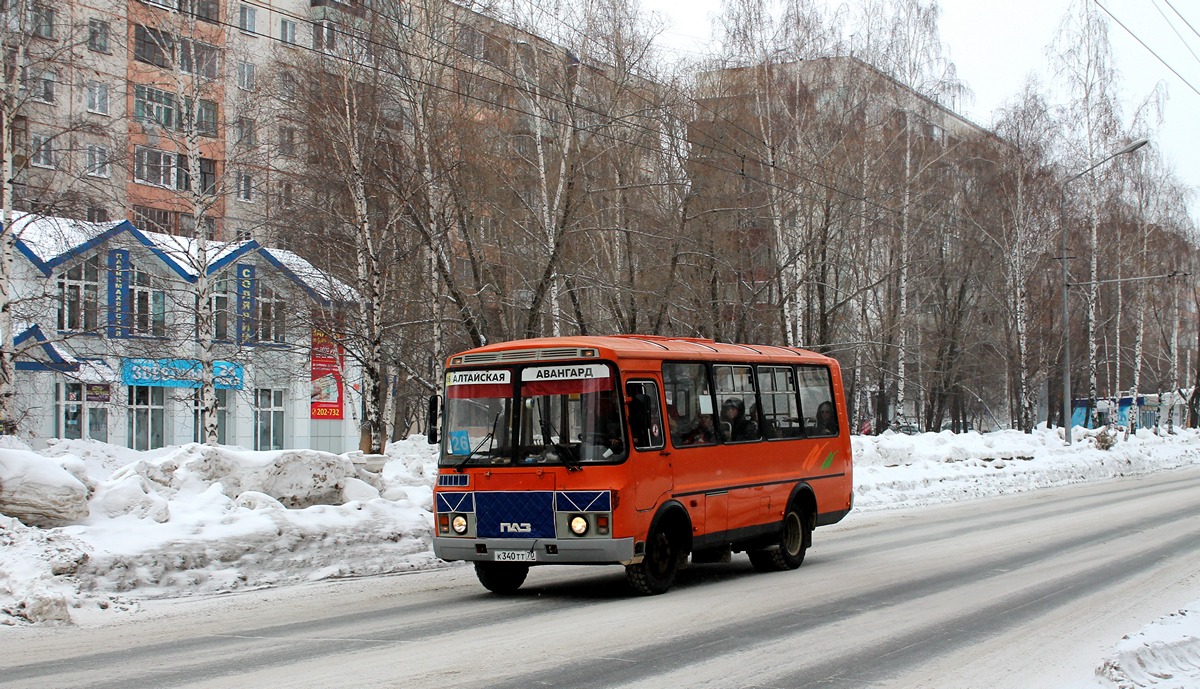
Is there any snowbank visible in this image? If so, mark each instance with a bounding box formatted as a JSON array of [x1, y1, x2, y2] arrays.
[[1, 438, 439, 624], [1095, 602, 1200, 688]]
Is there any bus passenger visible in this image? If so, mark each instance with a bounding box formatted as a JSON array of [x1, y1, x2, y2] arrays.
[[680, 414, 715, 445], [814, 401, 838, 436], [721, 397, 757, 442]]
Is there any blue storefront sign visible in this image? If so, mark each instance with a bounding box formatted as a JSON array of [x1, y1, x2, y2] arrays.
[[121, 358, 244, 389]]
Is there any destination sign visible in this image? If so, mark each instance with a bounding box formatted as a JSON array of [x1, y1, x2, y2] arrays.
[[447, 370, 511, 386], [520, 364, 608, 382]]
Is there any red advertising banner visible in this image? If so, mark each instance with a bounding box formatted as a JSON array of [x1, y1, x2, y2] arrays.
[[311, 330, 344, 420]]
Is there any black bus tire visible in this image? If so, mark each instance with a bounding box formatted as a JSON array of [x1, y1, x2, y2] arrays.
[[748, 508, 809, 572], [626, 525, 682, 595], [474, 562, 530, 594]]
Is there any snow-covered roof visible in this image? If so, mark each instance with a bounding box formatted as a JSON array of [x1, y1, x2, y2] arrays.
[[8, 212, 129, 270], [259, 247, 357, 303], [5, 211, 354, 304]]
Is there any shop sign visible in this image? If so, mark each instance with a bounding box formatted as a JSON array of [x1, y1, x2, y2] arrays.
[[121, 358, 244, 389]]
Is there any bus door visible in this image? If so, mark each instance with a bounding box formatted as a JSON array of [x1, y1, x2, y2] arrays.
[[625, 380, 670, 512]]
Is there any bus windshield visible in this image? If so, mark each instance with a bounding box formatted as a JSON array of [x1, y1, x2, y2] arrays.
[[440, 363, 627, 467]]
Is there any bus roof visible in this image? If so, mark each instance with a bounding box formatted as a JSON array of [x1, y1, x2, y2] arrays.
[[446, 335, 837, 368]]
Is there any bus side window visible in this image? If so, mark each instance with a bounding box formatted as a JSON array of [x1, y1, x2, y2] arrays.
[[757, 366, 801, 439], [626, 381, 664, 451], [663, 362, 717, 447], [714, 364, 761, 443], [797, 365, 839, 437]]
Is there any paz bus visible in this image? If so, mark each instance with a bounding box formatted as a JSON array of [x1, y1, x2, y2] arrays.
[[429, 335, 853, 595]]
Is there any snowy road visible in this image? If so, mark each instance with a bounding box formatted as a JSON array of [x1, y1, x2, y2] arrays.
[[3, 466, 1199, 689]]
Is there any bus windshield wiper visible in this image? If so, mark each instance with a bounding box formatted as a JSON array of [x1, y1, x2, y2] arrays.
[[455, 413, 499, 472], [538, 400, 582, 471]]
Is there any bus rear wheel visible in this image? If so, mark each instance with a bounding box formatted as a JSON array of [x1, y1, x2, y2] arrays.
[[748, 508, 809, 572], [626, 525, 682, 595], [474, 562, 530, 594]]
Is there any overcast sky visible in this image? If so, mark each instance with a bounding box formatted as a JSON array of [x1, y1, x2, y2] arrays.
[[641, 0, 1200, 215]]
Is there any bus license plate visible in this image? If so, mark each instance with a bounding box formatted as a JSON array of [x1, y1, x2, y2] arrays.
[[494, 550, 535, 562]]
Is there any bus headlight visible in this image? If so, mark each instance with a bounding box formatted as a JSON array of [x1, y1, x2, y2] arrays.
[[451, 514, 469, 535], [569, 515, 589, 536]]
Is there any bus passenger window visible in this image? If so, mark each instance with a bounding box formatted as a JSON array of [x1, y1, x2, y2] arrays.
[[797, 365, 839, 437], [713, 365, 761, 443], [757, 366, 801, 439], [625, 381, 664, 451], [663, 363, 717, 447]]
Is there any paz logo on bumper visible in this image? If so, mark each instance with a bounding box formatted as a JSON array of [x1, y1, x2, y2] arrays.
[[477, 492, 556, 538]]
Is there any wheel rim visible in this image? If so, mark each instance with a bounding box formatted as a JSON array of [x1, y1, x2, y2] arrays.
[[782, 512, 803, 556], [648, 530, 673, 576]]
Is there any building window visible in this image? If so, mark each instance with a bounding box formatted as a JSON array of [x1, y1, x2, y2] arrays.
[[128, 385, 165, 451], [181, 0, 219, 22], [254, 283, 286, 343], [86, 145, 111, 178], [179, 213, 216, 239], [176, 154, 217, 195], [134, 84, 177, 128], [130, 266, 166, 336], [57, 382, 108, 443], [182, 97, 218, 136], [235, 117, 256, 145], [134, 145, 177, 188], [199, 277, 230, 340], [279, 182, 295, 208], [237, 172, 253, 201], [30, 132, 54, 168], [86, 81, 109, 115], [134, 25, 174, 68], [87, 207, 109, 223], [57, 255, 100, 331], [254, 388, 285, 450], [30, 4, 55, 39], [87, 19, 110, 52], [280, 19, 297, 45], [238, 4, 256, 33], [278, 126, 295, 156], [193, 388, 228, 444], [313, 21, 335, 51], [179, 39, 218, 79], [236, 61, 255, 90], [278, 72, 297, 101], [132, 205, 173, 234], [27, 69, 55, 103]]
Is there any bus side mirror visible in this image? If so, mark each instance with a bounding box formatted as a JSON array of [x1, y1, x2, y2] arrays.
[[427, 395, 440, 445]]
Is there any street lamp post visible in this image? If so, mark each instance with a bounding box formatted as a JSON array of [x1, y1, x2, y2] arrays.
[[1060, 138, 1149, 445]]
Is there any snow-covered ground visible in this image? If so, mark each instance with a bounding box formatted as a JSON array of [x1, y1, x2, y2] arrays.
[[2, 426, 1199, 687]]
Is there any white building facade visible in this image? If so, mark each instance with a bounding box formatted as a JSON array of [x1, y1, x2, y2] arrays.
[[9, 213, 361, 453]]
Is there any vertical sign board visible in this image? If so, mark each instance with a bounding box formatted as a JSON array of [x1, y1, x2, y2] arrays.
[[107, 249, 130, 338], [310, 329, 344, 420], [235, 264, 255, 344]]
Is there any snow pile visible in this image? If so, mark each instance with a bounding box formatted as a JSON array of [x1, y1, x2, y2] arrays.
[[851, 427, 1200, 510], [0, 438, 440, 625], [0, 516, 90, 623], [1095, 603, 1200, 688], [0, 446, 90, 526]]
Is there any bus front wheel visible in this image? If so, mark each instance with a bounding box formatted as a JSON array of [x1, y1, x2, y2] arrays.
[[474, 562, 529, 594], [748, 508, 809, 572], [626, 525, 682, 595]]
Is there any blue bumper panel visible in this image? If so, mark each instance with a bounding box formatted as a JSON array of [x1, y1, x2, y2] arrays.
[[476, 491, 556, 538]]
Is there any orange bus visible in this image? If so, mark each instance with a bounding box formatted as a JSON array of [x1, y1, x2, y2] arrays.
[[429, 335, 853, 594]]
